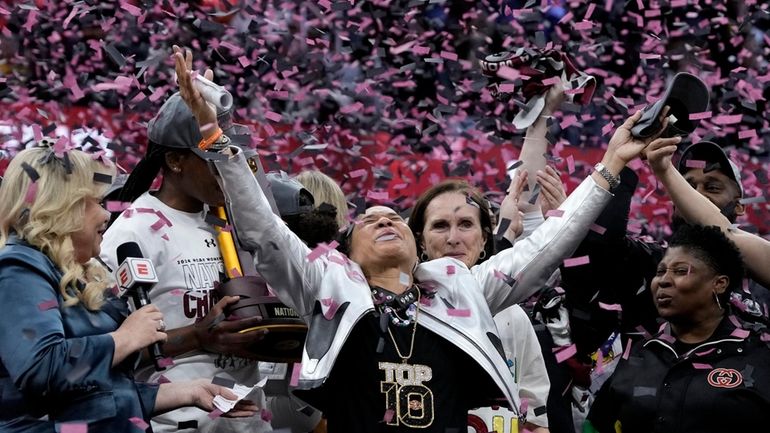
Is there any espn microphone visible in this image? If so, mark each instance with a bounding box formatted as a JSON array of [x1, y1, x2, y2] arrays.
[[116, 242, 166, 371]]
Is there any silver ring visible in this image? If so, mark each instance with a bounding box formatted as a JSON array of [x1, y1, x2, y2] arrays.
[[157, 319, 166, 332]]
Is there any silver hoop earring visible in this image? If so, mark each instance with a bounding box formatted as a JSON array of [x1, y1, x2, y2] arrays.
[[713, 291, 723, 310], [478, 250, 487, 260]]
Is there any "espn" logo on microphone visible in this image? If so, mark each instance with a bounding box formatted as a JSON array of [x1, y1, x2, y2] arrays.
[[116, 257, 159, 290]]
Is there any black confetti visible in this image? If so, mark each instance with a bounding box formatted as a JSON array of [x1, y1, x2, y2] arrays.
[[21, 163, 40, 182], [177, 420, 198, 430], [211, 376, 236, 389], [92, 172, 113, 184]]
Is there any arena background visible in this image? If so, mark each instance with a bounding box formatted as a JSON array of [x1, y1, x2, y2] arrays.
[[1, 0, 769, 238]]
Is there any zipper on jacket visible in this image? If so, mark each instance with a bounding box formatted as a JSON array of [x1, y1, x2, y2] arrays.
[[419, 307, 520, 415]]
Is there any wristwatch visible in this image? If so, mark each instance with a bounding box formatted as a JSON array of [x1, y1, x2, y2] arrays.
[[209, 133, 232, 151], [594, 163, 621, 190]]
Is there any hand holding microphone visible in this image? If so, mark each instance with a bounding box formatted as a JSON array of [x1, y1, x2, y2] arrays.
[[115, 242, 167, 370], [114, 304, 167, 351]]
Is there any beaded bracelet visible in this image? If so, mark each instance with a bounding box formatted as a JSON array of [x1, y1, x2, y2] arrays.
[[198, 127, 223, 150]]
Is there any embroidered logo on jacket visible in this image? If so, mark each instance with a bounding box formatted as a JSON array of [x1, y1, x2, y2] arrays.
[[707, 368, 743, 388]]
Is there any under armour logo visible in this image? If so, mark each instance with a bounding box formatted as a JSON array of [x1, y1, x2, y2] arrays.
[[204, 238, 216, 248]]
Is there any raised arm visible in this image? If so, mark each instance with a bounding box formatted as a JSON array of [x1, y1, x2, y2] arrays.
[[475, 111, 672, 314], [647, 137, 770, 287], [516, 85, 565, 214], [172, 46, 324, 316]]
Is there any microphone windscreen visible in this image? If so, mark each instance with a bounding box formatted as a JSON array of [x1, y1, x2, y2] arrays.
[[117, 241, 144, 264]]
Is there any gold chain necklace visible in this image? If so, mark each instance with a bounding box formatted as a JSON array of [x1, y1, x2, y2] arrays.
[[385, 288, 421, 364]]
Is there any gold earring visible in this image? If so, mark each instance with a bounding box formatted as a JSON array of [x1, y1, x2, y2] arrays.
[[713, 291, 723, 310]]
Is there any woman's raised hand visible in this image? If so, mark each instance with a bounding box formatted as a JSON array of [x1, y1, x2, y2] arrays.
[[172, 45, 218, 139]]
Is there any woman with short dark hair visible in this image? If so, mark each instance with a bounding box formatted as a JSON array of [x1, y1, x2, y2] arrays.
[[586, 224, 770, 433]]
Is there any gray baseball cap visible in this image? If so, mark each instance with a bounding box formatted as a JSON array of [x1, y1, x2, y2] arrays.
[[677, 141, 744, 198], [147, 92, 249, 156], [120, 92, 249, 202], [267, 172, 315, 217]]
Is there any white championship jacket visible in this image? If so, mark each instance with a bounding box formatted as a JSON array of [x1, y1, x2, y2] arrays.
[[213, 148, 611, 417]]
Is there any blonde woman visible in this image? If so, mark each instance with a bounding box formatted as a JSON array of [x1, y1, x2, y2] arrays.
[[0, 144, 256, 432], [296, 169, 349, 230]]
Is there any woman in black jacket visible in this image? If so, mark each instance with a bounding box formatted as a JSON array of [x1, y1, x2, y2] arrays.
[[586, 224, 770, 433]]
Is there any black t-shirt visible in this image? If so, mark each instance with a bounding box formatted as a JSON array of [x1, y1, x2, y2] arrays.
[[300, 311, 501, 432]]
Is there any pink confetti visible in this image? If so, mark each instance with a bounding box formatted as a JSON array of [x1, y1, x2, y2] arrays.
[[38, 299, 58, 311], [149, 219, 166, 232], [348, 169, 367, 178], [120, 2, 142, 16], [563, 255, 590, 267], [566, 155, 575, 174], [622, 340, 633, 360], [730, 328, 750, 339], [439, 51, 458, 61], [24, 182, 38, 204], [598, 302, 622, 311], [446, 265, 455, 275], [105, 201, 131, 212], [541, 76, 561, 86], [229, 267, 242, 278], [554, 344, 577, 363], [446, 308, 471, 317], [321, 298, 341, 320], [685, 160, 706, 169], [307, 241, 339, 262], [128, 417, 149, 430], [560, 115, 578, 129], [688, 111, 711, 120], [573, 21, 594, 31], [383, 408, 395, 423], [602, 122, 614, 136], [496, 65, 520, 81], [738, 129, 757, 139], [366, 190, 389, 201], [545, 209, 565, 218], [207, 408, 223, 419], [340, 102, 364, 114], [692, 363, 712, 370], [238, 56, 251, 68], [585, 3, 596, 20], [157, 357, 175, 368], [712, 114, 743, 125], [558, 11, 573, 23], [260, 408, 273, 422], [290, 363, 301, 387], [493, 269, 514, 284], [157, 375, 171, 384], [60, 424, 88, 433], [264, 111, 282, 122], [589, 223, 607, 235]]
